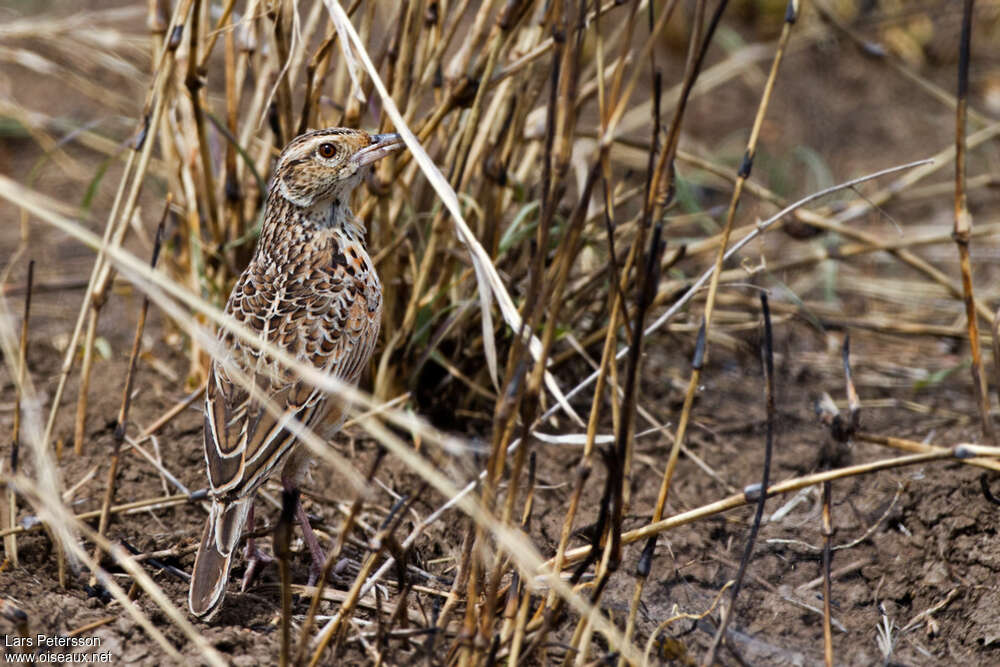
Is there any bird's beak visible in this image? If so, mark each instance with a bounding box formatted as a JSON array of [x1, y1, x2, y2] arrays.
[[352, 132, 404, 168]]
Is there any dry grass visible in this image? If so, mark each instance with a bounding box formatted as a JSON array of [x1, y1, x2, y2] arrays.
[[2, 0, 1000, 664]]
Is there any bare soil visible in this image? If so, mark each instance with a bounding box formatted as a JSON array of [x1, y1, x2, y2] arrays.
[[3, 2, 1000, 666]]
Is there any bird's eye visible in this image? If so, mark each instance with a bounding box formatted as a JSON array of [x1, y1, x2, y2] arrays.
[[318, 143, 337, 159]]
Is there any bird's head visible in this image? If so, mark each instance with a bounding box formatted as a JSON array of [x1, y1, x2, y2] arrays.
[[272, 128, 403, 208]]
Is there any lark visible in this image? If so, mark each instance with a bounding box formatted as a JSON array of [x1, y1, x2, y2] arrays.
[[188, 128, 403, 620]]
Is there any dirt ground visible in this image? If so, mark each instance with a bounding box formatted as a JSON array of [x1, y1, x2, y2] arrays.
[[3, 2, 1000, 666]]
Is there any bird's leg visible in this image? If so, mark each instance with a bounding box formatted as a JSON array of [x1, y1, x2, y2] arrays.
[[281, 473, 326, 586], [295, 501, 326, 585], [241, 500, 274, 591]]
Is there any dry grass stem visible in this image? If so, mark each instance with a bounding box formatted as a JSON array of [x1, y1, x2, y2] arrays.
[[3, 1, 1000, 663]]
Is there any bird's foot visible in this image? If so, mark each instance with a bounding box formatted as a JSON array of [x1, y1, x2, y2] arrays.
[[240, 536, 275, 592]]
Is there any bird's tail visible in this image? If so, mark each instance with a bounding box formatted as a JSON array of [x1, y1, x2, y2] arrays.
[[188, 497, 251, 620]]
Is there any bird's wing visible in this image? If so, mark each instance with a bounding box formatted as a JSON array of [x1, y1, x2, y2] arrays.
[[202, 240, 381, 500]]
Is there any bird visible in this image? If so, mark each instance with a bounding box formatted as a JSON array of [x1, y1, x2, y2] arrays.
[[188, 127, 403, 620]]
